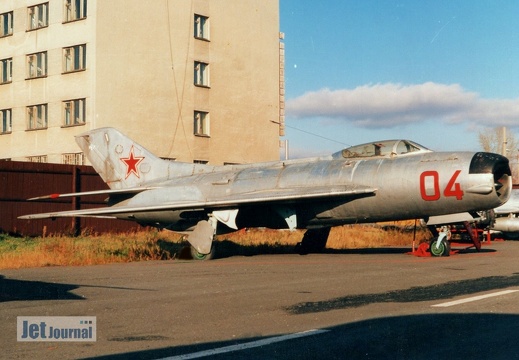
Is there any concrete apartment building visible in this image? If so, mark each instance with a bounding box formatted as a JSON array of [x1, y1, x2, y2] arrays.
[[0, 0, 284, 165]]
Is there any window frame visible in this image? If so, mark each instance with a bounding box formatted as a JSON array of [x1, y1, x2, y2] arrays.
[[27, 155, 48, 163], [26, 51, 48, 79], [26, 104, 48, 130], [1, 109, 12, 134], [63, 98, 86, 126], [0, 58, 13, 84], [0, 11, 13, 37], [27, 3, 49, 31], [64, 0, 87, 23], [194, 14, 209, 40], [62, 152, 85, 165], [194, 110, 210, 137], [194, 61, 209, 87], [63, 44, 87, 73]]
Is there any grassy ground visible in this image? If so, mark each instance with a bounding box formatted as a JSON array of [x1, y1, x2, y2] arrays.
[[0, 223, 432, 269]]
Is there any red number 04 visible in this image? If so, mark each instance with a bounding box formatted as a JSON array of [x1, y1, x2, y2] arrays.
[[420, 170, 464, 201]]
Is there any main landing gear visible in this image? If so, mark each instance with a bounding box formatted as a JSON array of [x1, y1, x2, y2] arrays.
[[190, 244, 215, 260], [185, 219, 216, 261]]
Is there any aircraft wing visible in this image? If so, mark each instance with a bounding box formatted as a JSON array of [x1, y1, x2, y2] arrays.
[[494, 189, 519, 215], [19, 184, 376, 220], [426, 212, 479, 225], [494, 202, 519, 215]]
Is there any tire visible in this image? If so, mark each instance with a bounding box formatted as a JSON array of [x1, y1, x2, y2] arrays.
[[443, 239, 451, 256], [190, 245, 215, 260], [429, 238, 450, 257]]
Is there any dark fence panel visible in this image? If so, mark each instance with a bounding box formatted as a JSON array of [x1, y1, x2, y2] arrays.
[[0, 161, 141, 236]]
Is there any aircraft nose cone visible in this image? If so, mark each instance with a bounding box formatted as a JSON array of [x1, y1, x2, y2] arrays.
[[469, 152, 512, 204]]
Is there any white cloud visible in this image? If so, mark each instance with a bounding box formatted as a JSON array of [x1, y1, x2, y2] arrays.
[[286, 82, 519, 128]]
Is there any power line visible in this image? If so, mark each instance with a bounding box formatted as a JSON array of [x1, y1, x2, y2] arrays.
[[272, 120, 351, 147]]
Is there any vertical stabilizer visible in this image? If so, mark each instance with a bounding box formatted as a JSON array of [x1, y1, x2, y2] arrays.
[[75, 128, 176, 189]]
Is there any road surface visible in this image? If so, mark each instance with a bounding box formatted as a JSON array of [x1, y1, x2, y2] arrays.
[[1, 241, 519, 359]]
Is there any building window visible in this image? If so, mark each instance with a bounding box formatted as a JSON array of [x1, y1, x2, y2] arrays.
[[27, 3, 49, 30], [27, 155, 48, 163], [64, 0, 87, 22], [194, 14, 209, 40], [1, 58, 12, 84], [194, 61, 209, 87], [27, 104, 48, 130], [1, 11, 13, 37], [1, 109, 12, 134], [62, 152, 84, 165], [194, 160, 208, 164], [63, 44, 86, 73], [194, 111, 210, 136], [63, 98, 86, 126], [26, 52, 48, 79]]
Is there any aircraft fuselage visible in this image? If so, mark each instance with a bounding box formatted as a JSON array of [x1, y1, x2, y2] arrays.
[[116, 151, 510, 232]]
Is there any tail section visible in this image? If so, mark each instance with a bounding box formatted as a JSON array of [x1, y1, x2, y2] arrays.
[[76, 127, 192, 189]]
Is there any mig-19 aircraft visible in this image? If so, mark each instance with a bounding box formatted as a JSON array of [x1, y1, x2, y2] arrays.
[[19, 127, 512, 259]]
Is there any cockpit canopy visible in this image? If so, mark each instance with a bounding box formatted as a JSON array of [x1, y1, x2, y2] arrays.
[[332, 139, 432, 159]]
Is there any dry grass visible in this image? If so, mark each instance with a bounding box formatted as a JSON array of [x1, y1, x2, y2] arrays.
[[0, 223, 431, 269], [328, 223, 430, 248], [0, 230, 184, 269]]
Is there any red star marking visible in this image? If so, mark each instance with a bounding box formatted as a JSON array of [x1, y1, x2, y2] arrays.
[[120, 145, 145, 179]]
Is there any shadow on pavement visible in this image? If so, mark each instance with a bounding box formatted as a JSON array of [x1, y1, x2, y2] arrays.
[[0, 275, 155, 302], [0, 275, 84, 302], [82, 313, 519, 359], [286, 273, 519, 314]]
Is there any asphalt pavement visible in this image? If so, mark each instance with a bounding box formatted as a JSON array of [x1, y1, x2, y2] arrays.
[[1, 241, 519, 359]]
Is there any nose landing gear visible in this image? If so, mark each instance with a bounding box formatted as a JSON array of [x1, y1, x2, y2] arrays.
[[429, 226, 451, 257]]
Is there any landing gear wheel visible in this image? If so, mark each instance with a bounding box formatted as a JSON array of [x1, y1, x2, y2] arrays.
[[429, 238, 450, 257], [190, 245, 215, 261]]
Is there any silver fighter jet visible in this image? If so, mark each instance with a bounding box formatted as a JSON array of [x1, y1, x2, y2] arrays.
[[490, 189, 519, 239], [19, 128, 512, 259]]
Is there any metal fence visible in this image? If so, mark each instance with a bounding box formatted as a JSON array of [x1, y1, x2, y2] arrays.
[[1, 161, 141, 236]]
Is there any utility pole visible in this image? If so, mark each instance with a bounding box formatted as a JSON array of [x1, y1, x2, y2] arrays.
[[501, 126, 507, 157], [280, 140, 289, 160]]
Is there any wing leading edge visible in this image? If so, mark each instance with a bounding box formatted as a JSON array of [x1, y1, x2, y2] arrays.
[[18, 184, 376, 220]]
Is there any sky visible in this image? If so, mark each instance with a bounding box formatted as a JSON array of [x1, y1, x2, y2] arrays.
[[279, 1, 519, 158]]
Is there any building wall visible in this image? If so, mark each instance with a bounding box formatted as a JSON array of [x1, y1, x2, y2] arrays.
[[0, 0, 96, 163], [0, 0, 281, 165]]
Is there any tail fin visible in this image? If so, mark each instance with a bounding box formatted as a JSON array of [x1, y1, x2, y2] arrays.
[[76, 127, 187, 189]]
